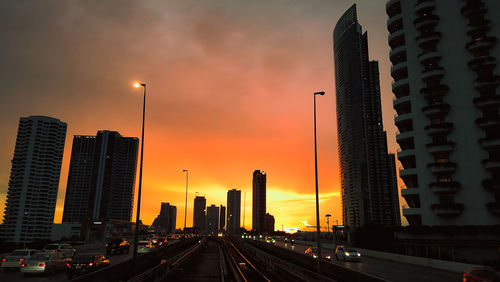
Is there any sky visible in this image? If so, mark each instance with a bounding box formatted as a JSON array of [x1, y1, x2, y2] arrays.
[[0, 0, 405, 232]]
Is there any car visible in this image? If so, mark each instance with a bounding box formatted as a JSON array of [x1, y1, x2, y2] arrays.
[[137, 240, 155, 254], [463, 267, 500, 282], [43, 243, 76, 258], [1, 249, 39, 271], [335, 246, 361, 261], [66, 253, 110, 279], [105, 238, 130, 255], [305, 247, 332, 261], [20, 252, 69, 276]]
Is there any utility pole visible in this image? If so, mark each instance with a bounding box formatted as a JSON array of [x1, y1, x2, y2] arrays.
[[243, 192, 246, 230]]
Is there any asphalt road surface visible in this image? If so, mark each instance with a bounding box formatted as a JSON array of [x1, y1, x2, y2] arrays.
[[274, 241, 463, 282]]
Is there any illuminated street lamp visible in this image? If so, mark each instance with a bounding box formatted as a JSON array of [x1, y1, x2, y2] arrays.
[[132, 82, 146, 260], [326, 214, 331, 233], [313, 91, 325, 271]]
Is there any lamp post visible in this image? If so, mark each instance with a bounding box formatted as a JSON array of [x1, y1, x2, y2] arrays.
[[182, 169, 189, 238], [313, 90, 325, 272], [132, 82, 146, 260]]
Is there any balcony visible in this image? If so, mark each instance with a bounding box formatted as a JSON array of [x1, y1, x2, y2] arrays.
[[483, 179, 500, 192], [388, 14, 403, 34], [420, 84, 449, 98], [391, 62, 408, 80], [393, 95, 411, 110], [424, 122, 453, 135], [401, 186, 419, 197], [414, 0, 435, 14], [486, 202, 500, 215], [416, 32, 441, 48], [476, 116, 500, 129], [389, 29, 405, 49], [422, 103, 450, 117], [431, 203, 464, 216], [390, 45, 407, 64], [398, 148, 415, 162], [421, 67, 445, 81], [473, 76, 500, 91], [466, 37, 497, 53], [395, 113, 412, 125], [468, 56, 496, 72], [479, 137, 500, 150], [429, 181, 461, 194], [414, 14, 440, 30], [428, 162, 457, 174], [393, 78, 410, 94], [482, 158, 500, 170], [426, 141, 455, 155], [418, 50, 441, 63], [402, 207, 422, 216], [400, 167, 418, 178], [461, 2, 486, 17], [386, 0, 402, 18], [396, 131, 414, 143]]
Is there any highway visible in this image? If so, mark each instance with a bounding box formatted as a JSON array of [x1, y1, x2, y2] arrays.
[[275, 241, 463, 282], [0, 242, 133, 282]]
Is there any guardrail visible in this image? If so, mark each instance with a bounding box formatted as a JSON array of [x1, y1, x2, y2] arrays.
[[70, 238, 199, 282], [232, 237, 336, 282], [128, 237, 206, 282], [240, 238, 385, 282]]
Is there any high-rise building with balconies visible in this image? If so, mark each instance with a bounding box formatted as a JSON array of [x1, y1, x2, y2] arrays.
[[1, 116, 67, 243], [227, 189, 241, 234], [206, 204, 219, 235], [334, 4, 401, 227], [193, 196, 206, 233], [386, 0, 500, 225]]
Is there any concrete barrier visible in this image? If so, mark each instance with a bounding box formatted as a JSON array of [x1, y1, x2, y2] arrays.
[[292, 239, 484, 273]]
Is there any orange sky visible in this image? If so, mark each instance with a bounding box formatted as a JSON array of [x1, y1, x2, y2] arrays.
[[0, 0, 406, 231]]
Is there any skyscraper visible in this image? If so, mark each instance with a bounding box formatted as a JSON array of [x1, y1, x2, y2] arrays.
[[1, 116, 67, 243], [252, 170, 266, 233], [151, 202, 177, 234], [206, 204, 219, 235], [227, 189, 241, 234], [193, 196, 206, 233], [334, 4, 400, 227], [265, 213, 275, 233], [386, 0, 500, 225], [219, 205, 226, 231], [62, 131, 139, 223]]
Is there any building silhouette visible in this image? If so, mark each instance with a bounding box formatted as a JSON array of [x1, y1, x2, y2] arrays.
[[206, 205, 219, 235], [227, 189, 241, 234], [62, 131, 138, 223], [334, 4, 401, 227], [1, 116, 67, 242], [386, 0, 500, 225], [151, 202, 176, 234], [193, 196, 206, 233], [219, 205, 226, 231], [252, 170, 267, 233], [265, 213, 275, 233]]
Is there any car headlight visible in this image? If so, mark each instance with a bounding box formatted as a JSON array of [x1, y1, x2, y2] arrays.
[[326, 255, 331, 259], [345, 252, 350, 256], [357, 253, 361, 256], [313, 255, 318, 258]]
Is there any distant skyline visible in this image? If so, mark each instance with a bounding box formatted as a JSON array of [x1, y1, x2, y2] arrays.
[[0, 0, 404, 231]]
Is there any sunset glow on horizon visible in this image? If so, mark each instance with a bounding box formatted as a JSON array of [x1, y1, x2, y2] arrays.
[[0, 0, 405, 232]]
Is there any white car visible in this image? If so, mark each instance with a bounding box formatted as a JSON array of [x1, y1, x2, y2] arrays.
[[335, 246, 361, 261], [20, 252, 69, 276], [137, 241, 155, 254], [1, 249, 39, 271], [43, 243, 76, 258]]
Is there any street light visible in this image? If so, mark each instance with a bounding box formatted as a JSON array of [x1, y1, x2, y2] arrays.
[[132, 82, 147, 260], [313, 90, 325, 272], [182, 169, 189, 238], [326, 214, 331, 233]]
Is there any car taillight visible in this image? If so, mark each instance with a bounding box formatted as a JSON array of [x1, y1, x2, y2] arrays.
[[1, 258, 6, 262], [88, 262, 94, 266], [19, 258, 25, 261], [39, 263, 46, 267], [66, 263, 70, 267], [463, 273, 468, 282], [20, 263, 26, 267]]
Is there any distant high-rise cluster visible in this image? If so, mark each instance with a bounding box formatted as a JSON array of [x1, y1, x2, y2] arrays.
[[334, 4, 401, 227], [219, 205, 226, 232], [152, 202, 177, 234], [193, 196, 207, 233], [62, 131, 139, 223], [252, 170, 267, 233], [386, 0, 500, 225], [227, 189, 241, 234], [206, 204, 219, 235], [1, 116, 67, 243]]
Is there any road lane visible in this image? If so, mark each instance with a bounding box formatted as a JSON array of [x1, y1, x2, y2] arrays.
[[273, 241, 463, 282]]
